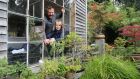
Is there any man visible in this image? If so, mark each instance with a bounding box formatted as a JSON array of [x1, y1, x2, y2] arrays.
[[43, 6, 64, 57], [45, 6, 65, 37]]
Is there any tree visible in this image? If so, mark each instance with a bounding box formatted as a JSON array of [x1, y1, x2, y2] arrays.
[[118, 25, 140, 52], [88, 2, 122, 35]]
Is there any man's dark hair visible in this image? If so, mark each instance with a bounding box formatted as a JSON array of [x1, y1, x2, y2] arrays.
[[47, 6, 54, 10]]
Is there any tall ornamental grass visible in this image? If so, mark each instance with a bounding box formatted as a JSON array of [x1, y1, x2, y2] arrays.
[[80, 55, 140, 79]]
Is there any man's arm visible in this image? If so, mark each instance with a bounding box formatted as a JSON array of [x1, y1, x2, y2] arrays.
[[56, 12, 63, 19], [56, 7, 65, 19]]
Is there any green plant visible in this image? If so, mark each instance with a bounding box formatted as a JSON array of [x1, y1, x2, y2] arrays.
[[64, 32, 83, 49], [49, 40, 65, 59], [0, 59, 36, 79], [29, 18, 42, 41], [39, 57, 68, 79], [66, 57, 83, 73], [20, 69, 37, 79], [0, 58, 11, 78], [88, 2, 123, 34], [66, 65, 82, 72], [111, 46, 134, 57], [80, 54, 140, 79], [114, 37, 127, 47], [105, 43, 114, 53], [64, 32, 84, 64]]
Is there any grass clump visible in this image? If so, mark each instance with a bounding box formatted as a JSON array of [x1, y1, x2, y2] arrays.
[[80, 55, 140, 79]]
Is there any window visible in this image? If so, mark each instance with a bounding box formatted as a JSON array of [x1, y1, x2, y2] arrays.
[[8, 0, 27, 14], [29, 18, 43, 64], [8, 43, 27, 64], [8, 14, 26, 42], [29, 0, 42, 18], [8, 0, 43, 65]]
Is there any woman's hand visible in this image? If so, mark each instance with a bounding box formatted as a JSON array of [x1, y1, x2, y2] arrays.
[[50, 38, 55, 44]]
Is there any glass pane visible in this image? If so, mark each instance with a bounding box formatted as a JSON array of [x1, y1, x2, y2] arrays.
[[64, 10, 70, 25], [64, 24, 70, 36], [8, 43, 27, 64], [8, 13, 26, 42], [29, 0, 42, 18], [29, 18, 43, 41], [29, 43, 42, 64], [64, 0, 70, 9], [8, 0, 27, 14], [56, 0, 63, 6]]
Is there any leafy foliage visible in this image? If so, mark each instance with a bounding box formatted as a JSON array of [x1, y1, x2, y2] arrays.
[[88, 2, 123, 34], [111, 47, 134, 57], [39, 58, 68, 79], [0, 59, 36, 79], [80, 55, 140, 79], [114, 37, 127, 47], [39, 56, 83, 79], [29, 18, 42, 41], [118, 25, 140, 52], [64, 32, 83, 48]]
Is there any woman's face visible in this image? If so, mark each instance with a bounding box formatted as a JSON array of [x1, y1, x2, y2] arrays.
[[55, 21, 62, 30]]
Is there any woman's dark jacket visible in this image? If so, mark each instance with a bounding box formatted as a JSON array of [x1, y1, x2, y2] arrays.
[[46, 29, 62, 41]]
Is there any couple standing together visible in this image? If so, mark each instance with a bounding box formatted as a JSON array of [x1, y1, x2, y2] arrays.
[[44, 6, 65, 45]]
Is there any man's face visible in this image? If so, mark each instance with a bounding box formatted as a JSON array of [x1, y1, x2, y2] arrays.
[[47, 8, 54, 19]]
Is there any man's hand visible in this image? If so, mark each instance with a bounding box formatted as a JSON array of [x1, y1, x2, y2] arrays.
[[61, 7, 65, 13], [43, 39, 50, 45]]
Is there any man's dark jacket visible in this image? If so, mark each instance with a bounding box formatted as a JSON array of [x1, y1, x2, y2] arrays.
[[45, 13, 63, 37]]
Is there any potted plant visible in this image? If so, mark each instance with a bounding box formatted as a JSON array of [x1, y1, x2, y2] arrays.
[[88, 2, 123, 53], [88, 2, 122, 35], [39, 57, 67, 79]]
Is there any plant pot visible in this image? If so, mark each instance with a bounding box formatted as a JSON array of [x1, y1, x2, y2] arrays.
[[1, 76, 18, 79], [95, 34, 105, 39], [65, 68, 84, 79], [95, 34, 105, 54], [45, 75, 65, 79], [65, 71, 75, 79]]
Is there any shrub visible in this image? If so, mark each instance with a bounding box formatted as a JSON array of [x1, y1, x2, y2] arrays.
[[111, 46, 134, 57], [0, 59, 36, 79], [114, 37, 127, 47], [80, 55, 140, 79], [39, 58, 68, 79], [118, 25, 140, 52]]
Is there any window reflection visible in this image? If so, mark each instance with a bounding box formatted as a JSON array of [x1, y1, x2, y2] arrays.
[[8, 43, 27, 64], [8, 0, 27, 14], [29, 18, 43, 41], [29, 0, 42, 18], [56, 0, 63, 6], [29, 43, 42, 64], [8, 14, 26, 42]]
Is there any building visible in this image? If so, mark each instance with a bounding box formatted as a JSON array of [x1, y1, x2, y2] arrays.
[[0, 0, 87, 68]]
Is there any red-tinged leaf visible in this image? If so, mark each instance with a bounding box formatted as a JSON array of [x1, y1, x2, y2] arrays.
[[118, 25, 140, 43]]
